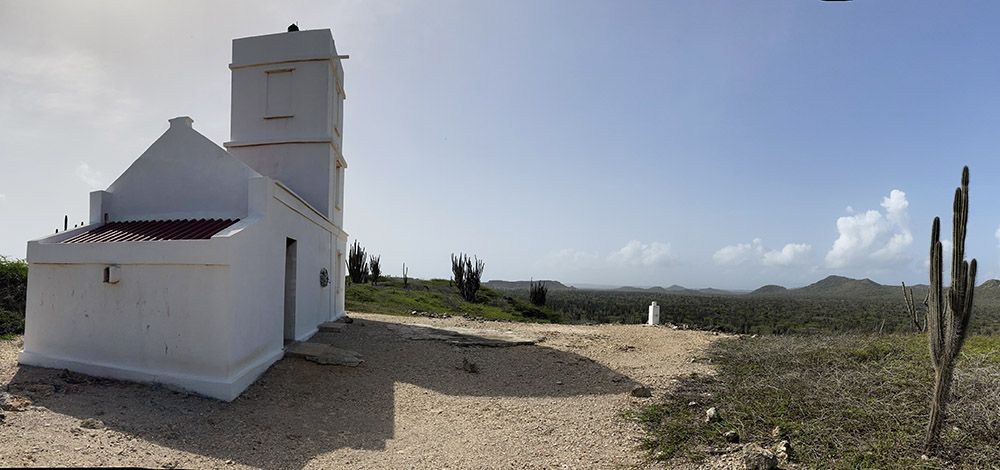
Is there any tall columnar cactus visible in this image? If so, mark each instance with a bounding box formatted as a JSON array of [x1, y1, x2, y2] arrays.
[[924, 166, 977, 454], [347, 241, 368, 284], [451, 254, 466, 294], [368, 255, 382, 286], [529, 279, 548, 306], [451, 253, 484, 302]]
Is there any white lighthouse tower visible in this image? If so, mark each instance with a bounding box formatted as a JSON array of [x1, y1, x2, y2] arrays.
[[225, 27, 348, 226]]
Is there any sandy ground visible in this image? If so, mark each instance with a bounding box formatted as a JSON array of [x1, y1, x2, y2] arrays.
[[0, 312, 719, 469]]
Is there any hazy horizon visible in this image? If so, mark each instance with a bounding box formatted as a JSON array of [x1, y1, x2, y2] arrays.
[[4, 1, 1000, 289], [486, 274, 937, 292]]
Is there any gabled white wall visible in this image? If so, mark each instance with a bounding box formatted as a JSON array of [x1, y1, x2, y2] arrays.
[[105, 117, 260, 221]]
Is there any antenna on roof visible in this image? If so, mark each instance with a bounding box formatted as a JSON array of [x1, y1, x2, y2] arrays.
[[287, 23, 299, 32]]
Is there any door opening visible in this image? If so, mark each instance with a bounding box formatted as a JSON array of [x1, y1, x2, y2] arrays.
[[283, 238, 298, 345]]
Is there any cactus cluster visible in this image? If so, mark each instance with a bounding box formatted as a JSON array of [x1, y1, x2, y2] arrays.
[[451, 253, 485, 302], [346, 241, 384, 285], [923, 166, 977, 454], [529, 279, 548, 306], [347, 240, 368, 283]]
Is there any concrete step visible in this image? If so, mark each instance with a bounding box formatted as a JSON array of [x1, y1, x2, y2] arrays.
[[284, 341, 363, 367], [318, 321, 346, 333]]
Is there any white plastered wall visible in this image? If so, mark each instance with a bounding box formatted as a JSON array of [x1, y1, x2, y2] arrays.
[[225, 178, 345, 377], [225, 143, 335, 222], [19, 235, 248, 400]]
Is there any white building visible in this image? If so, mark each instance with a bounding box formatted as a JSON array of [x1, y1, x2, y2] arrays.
[[19, 27, 349, 401]]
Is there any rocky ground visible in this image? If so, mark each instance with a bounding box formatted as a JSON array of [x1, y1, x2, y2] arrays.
[[0, 313, 719, 469]]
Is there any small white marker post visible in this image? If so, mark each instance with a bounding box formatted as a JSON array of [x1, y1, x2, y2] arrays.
[[647, 301, 660, 325]]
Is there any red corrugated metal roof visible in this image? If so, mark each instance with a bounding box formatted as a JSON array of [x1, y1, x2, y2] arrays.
[[62, 219, 240, 243]]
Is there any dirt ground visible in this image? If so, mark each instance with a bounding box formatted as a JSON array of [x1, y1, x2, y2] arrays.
[[0, 312, 719, 469]]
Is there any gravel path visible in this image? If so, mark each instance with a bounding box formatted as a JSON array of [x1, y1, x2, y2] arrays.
[[0, 312, 719, 469]]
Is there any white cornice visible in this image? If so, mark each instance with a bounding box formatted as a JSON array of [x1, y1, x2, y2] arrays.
[[229, 55, 346, 71], [224, 137, 348, 168]]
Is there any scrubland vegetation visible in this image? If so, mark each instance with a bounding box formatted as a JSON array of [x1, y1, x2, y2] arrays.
[[346, 276, 562, 323], [633, 334, 1000, 468], [543, 288, 1000, 334]]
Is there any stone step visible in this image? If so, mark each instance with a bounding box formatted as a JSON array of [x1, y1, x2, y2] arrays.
[[318, 321, 346, 333], [284, 341, 363, 367]]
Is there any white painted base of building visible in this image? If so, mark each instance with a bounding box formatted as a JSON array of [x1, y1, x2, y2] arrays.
[[18, 348, 285, 402]]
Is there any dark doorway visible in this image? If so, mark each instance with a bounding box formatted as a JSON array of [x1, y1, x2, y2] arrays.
[[283, 238, 298, 345]]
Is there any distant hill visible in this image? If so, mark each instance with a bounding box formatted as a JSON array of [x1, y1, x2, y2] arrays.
[[747, 275, 931, 300], [741, 276, 1000, 302], [795, 275, 888, 298], [615, 285, 737, 296], [485, 280, 574, 291], [698, 288, 737, 296], [616, 286, 649, 292], [745, 275, 899, 299], [970, 279, 1000, 302], [979, 279, 1000, 290], [751, 285, 788, 295], [489, 276, 1000, 301]]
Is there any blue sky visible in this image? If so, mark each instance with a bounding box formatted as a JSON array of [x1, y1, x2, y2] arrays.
[[2, 1, 1000, 289]]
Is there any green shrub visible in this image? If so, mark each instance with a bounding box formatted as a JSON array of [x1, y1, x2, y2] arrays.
[[0, 310, 25, 339], [0, 256, 27, 336]]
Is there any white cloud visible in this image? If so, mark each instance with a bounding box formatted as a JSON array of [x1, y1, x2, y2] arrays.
[[881, 189, 909, 225], [608, 240, 675, 267], [538, 248, 601, 270], [0, 45, 138, 129], [713, 238, 764, 265], [76, 163, 106, 190], [762, 243, 813, 267], [825, 189, 913, 268], [0, 194, 6, 202], [540, 240, 676, 272], [714, 238, 812, 267]]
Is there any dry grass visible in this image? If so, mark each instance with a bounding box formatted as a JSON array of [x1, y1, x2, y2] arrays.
[[632, 334, 1000, 469]]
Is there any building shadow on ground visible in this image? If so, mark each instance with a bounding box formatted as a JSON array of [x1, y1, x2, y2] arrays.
[[7, 316, 640, 468]]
